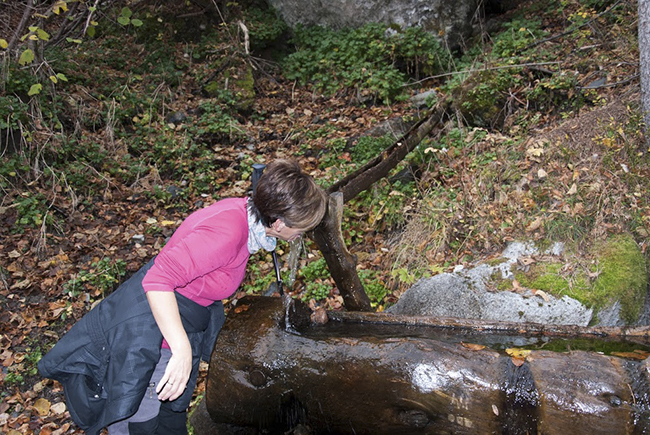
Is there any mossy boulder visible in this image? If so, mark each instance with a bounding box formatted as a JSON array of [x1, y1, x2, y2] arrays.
[[203, 63, 256, 115], [515, 234, 648, 325]]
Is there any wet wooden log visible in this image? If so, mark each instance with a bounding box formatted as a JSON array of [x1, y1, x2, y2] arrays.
[[193, 296, 650, 434]]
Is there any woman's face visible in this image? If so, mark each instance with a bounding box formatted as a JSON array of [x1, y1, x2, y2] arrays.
[[266, 219, 308, 242]]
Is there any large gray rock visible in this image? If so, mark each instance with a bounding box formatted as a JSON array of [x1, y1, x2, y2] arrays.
[[267, 0, 481, 50], [388, 242, 596, 326]]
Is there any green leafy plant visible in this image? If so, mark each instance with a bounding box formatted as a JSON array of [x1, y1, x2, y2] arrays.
[[117, 7, 143, 27], [64, 257, 127, 297], [358, 269, 389, 307], [13, 193, 52, 233], [299, 258, 333, 302], [283, 23, 450, 103]]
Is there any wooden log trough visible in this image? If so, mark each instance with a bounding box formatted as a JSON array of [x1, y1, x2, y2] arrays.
[[190, 296, 650, 434]]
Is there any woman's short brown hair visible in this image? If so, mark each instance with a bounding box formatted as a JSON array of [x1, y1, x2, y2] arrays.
[[251, 159, 327, 230]]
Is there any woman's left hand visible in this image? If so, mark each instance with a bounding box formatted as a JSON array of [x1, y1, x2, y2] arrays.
[[156, 341, 192, 401], [146, 290, 193, 401]]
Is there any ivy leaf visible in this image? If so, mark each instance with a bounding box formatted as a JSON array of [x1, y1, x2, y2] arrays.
[[28, 83, 43, 96], [131, 18, 143, 27], [36, 28, 50, 41], [117, 16, 130, 26], [19, 49, 35, 66], [121, 7, 133, 18], [53, 0, 68, 15], [0, 39, 7, 49]]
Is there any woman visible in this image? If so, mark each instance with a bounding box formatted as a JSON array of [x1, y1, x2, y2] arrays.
[[39, 159, 327, 434]]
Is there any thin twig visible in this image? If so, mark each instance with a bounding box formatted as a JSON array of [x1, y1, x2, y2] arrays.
[[524, 0, 624, 50], [83, 0, 101, 36], [7, 0, 35, 53], [402, 61, 562, 86], [577, 73, 639, 90]]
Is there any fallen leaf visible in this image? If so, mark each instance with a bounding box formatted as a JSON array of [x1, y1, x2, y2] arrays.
[[506, 348, 531, 359], [612, 350, 650, 360], [33, 397, 51, 416], [518, 256, 536, 266], [33, 381, 44, 393], [233, 304, 250, 314], [526, 217, 543, 232], [52, 423, 71, 435], [567, 183, 578, 195], [492, 404, 499, 416], [533, 289, 550, 302], [10, 279, 31, 290], [537, 168, 547, 179], [511, 356, 526, 367], [526, 147, 544, 157], [310, 307, 328, 325], [50, 402, 67, 415], [8, 250, 21, 258], [461, 342, 486, 351]]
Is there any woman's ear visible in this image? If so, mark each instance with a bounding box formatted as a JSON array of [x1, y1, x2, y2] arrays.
[[271, 219, 286, 231]]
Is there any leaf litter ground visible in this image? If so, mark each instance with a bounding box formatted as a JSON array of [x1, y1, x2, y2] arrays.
[[2, 2, 650, 434]]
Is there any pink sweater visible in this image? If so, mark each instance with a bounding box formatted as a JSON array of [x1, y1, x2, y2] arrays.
[[142, 197, 250, 306]]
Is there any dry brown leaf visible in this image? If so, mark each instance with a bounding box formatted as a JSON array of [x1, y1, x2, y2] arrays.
[[511, 357, 525, 367], [461, 342, 486, 351], [533, 289, 551, 302], [518, 256, 536, 266], [506, 348, 531, 359], [567, 183, 578, 195], [33, 397, 51, 416], [50, 402, 67, 415], [611, 350, 650, 360], [233, 304, 250, 314], [526, 217, 543, 232], [52, 423, 71, 435]]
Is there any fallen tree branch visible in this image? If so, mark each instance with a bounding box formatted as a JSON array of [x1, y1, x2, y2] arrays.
[[7, 0, 34, 53], [523, 0, 624, 50], [309, 99, 450, 311], [402, 61, 561, 86], [327, 97, 451, 202]]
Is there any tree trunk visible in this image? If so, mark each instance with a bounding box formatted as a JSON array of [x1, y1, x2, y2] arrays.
[[640, 0, 650, 151], [308, 100, 450, 311], [311, 192, 372, 311], [193, 296, 650, 435]]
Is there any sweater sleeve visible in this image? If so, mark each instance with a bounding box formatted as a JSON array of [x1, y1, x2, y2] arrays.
[[142, 210, 247, 293]]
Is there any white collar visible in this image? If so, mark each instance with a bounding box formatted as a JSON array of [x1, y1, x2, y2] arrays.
[[247, 199, 277, 254]]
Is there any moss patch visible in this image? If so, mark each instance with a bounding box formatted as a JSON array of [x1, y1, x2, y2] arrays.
[[591, 234, 647, 323], [516, 234, 647, 323]]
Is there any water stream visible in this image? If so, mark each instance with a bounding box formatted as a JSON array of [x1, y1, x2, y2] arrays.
[[286, 239, 302, 289]]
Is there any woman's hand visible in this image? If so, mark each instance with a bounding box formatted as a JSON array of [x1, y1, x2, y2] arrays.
[[157, 342, 192, 401], [146, 290, 192, 401]]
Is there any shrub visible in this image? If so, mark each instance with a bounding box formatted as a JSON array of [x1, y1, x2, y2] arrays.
[[283, 23, 450, 103]]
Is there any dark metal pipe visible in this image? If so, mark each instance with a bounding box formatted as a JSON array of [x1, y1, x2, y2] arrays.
[[251, 162, 284, 296]]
